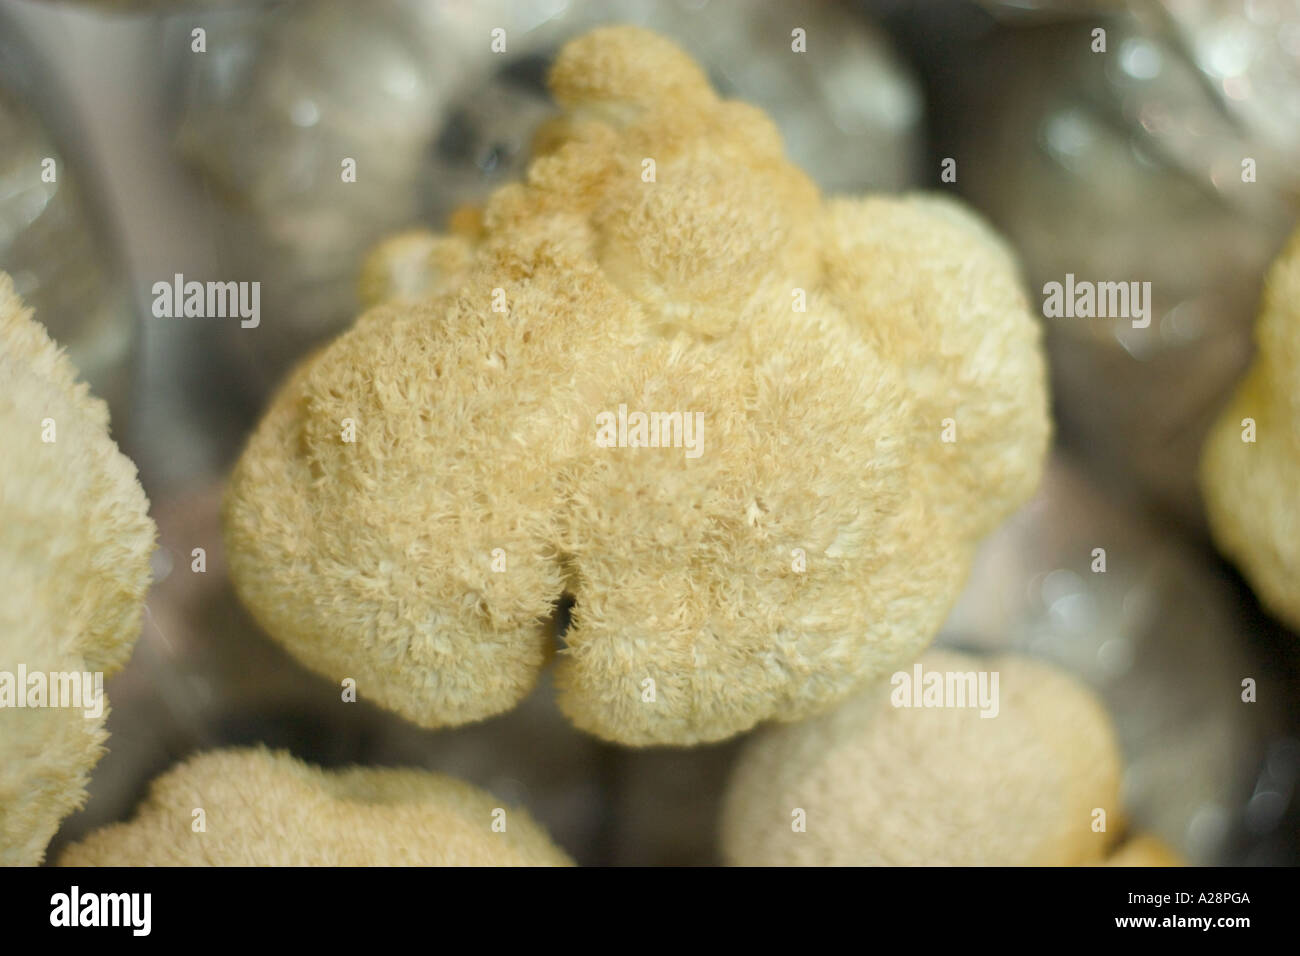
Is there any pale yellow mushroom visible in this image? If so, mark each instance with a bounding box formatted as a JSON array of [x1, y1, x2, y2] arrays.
[[1103, 835, 1185, 867], [224, 26, 1050, 746], [1202, 228, 1300, 631], [0, 273, 155, 865], [60, 748, 573, 866], [720, 649, 1123, 865]]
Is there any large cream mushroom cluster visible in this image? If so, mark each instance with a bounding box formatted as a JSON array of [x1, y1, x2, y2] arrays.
[[224, 26, 1051, 747]]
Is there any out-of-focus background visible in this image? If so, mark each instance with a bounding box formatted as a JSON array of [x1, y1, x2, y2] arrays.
[[2, 0, 1297, 865]]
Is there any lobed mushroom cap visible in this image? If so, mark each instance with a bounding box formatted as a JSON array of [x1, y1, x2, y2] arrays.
[[224, 26, 1050, 746]]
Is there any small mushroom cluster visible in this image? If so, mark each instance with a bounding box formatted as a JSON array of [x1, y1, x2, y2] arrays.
[[0, 274, 155, 866], [720, 649, 1179, 866], [1202, 228, 1300, 632], [60, 748, 573, 867]]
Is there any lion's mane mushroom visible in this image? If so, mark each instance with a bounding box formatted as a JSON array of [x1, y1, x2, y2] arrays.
[[60, 747, 573, 866], [0, 273, 155, 865], [1201, 227, 1300, 631], [719, 649, 1123, 865], [223, 26, 1050, 746]]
